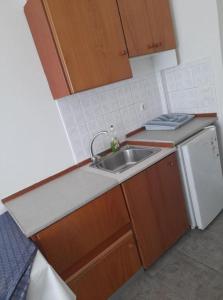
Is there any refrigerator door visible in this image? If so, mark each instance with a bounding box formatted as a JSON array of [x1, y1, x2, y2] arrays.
[[177, 148, 197, 229], [178, 126, 223, 229]]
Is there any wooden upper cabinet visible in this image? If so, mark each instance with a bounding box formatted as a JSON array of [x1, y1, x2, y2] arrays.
[[25, 0, 132, 99], [117, 0, 176, 57]]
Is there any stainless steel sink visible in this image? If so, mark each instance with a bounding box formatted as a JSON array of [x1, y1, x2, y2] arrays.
[[90, 145, 161, 174]]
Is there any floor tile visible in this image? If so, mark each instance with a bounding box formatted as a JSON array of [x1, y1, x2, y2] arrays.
[[148, 251, 223, 300], [110, 269, 182, 300], [110, 212, 223, 300], [176, 229, 223, 274], [206, 212, 223, 234]]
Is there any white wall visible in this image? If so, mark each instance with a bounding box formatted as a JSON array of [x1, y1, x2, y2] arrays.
[[0, 1, 74, 203]]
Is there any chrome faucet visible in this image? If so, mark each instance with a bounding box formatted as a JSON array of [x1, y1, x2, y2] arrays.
[[90, 130, 108, 163]]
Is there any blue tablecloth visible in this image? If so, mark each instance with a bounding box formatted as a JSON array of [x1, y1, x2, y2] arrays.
[[0, 212, 37, 300]]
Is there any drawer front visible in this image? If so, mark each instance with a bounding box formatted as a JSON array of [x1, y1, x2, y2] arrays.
[[33, 186, 130, 277], [67, 231, 141, 300]]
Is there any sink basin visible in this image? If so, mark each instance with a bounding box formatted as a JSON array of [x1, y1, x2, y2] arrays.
[[90, 145, 161, 174]]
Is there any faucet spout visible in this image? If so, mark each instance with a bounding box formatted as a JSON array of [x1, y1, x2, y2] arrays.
[[90, 130, 108, 163]]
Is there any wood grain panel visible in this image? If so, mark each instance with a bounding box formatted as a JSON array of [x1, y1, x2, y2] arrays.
[[24, 0, 71, 99], [195, 113, 217, 117], [127, 140, 175, 148], [147, 0, 176, 52], [155, 153, 189, 249], [67, 231, 141, 300], [33, 186, 130, 277], [126, 127, 145, 138], [122, 153, 188, 268], [117, 0, 176, 57], [122, 169, 165, 268], [43, 0, 132, 92]]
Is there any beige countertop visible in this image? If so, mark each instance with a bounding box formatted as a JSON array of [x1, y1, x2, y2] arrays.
[[5, 169, 118, 237], [4, 147, 175, 238], [127, 117, 217, 145]]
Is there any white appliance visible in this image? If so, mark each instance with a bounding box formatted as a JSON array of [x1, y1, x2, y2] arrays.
[[178, 126, 223, 230]]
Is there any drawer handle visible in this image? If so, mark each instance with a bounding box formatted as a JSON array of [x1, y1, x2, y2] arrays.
[[147, 42, 162, 50], [120, 49, 128, 56], [147, 44, 154, 50]]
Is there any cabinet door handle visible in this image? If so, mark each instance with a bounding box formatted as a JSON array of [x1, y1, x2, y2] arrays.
[[168, 161, 174, 167], [120, 49, 128, 56], [154, 42, 162, 48], [128, 243, 134, 249], [147, 42, 162, 50]]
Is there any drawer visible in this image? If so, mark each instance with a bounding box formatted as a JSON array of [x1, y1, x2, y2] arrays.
[[33, 186, 130, 278], [67, 231, 141, 300]]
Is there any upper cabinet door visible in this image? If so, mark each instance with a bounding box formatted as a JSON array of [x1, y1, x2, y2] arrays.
[[117, 0, 176, 57], [42, 0, 132, 94]]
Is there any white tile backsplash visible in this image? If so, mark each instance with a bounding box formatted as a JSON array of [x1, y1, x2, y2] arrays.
[[57, 55, 217, 163], [162, 58, 217, 114], [57, 56, 163, 163]]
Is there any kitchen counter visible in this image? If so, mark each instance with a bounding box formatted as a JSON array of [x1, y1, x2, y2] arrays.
[[4, 169, 118, 237], [127, 117, 217, 145], [4, 147, 175, 238], [4, 116, 216, 238]]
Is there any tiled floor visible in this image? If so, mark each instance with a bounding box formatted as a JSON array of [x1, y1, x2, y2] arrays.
[[110, 212, 223, 300]]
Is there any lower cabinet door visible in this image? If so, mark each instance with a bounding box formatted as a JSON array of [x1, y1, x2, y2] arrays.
[[32, 186, 130, 278], [122, 167, 165, 268], [155, 152, 189, 250], [66, 231, 141, 300], [122, 153, 189, 269]]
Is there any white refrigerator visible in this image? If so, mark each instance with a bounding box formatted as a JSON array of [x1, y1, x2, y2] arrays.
[[177, 126, 223, 230]]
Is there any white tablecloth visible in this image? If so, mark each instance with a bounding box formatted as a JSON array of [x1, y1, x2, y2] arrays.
[[27, 251, 76, 300]]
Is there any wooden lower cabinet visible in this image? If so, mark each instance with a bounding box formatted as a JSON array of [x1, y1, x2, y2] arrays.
[[67, 231, 141, 300], [31, 152, 189, 299], [156, 152, 189, 250], [122, 152, 189, 268], [32, 186, 131, 278], [32, 186, 141, 299]]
